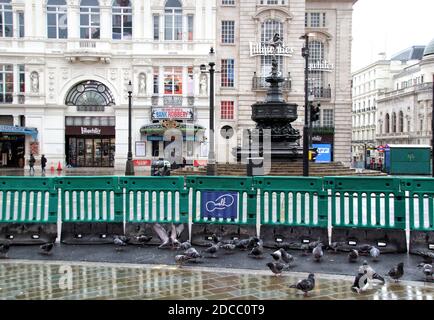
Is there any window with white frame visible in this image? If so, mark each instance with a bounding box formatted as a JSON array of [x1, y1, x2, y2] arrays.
[[0, 64, 13, 103], [47, 0, 67, 39], [221, 101, 234, 120], [306, 12, 326, 28], [261, 55, 283, 76], [164, 67, 183, 95], [323, 109, 334, 127], [308, 40, 325, 95], [260, 0, 286, 4], [0, 0, 12, 38], [187, 14, 194, 41], [18, 64, 24, 93], [164, 0, 182, 41], [221, 59, 234, 87], [80, 0, 100, 39], [18, 11, 24, 38], [222, 0, 235, 5], [261, 19, 283, 44], [153, 67, 159, 94], [221, 20, 234, 44], [112, 0, 132, 40]]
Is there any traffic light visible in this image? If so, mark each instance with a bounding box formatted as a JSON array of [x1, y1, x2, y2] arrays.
[[310, 102, 320, 123]]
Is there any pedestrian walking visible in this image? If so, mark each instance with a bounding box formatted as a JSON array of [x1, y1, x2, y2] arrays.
[[29, 154, 36, 175], [41, 154, 47, 174]]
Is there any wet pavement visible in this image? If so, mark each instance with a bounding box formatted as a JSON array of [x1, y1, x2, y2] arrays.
[[0, 259, 433, 300]]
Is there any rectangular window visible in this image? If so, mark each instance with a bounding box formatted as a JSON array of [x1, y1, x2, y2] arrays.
[[221, 59, 234, 87], [80, 6, 100, 39], [153, 67, 159, 94], [0, 64, 13, 103], [0, 2, 13, 38], [18, 11, 24, 38], [112, 5, 132, 40], [47, 4, 67, 39], [19, 64, 25, 93], [165, 8, 182, 40], [221, 20, 234, 44], [153, 15, 159, 40], [310, 13, 320, 27], [323, 109, 334, 127], [164, 67, 183, 95], [322, 13, 326, 27], [221, 101, 234, 120], [187, 15, 194, 41], [222, 0, 235, 4]]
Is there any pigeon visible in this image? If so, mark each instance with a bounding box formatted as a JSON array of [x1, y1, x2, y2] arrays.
[[300, 243, 310, 256], [356, 261, 385, 288], [279, 248, 294, 265], [0, 241, 10, 259], [234, 239, 250, 250], [414, 250, 434, 264], [417, 263, 433, 281], [39, 243, 54, 255], [369, 246, 380, 262], [308, 239, 322, 250], [312, 243, 323, 262], [175, 255, 192, 267], [289, 273, 315, 296], [271, 249, 282, 261], [248, 236, 262, 249], [219, 243, 236, 253], [136, 235, 152, 245], [266, 262, 285, 276], [114, 237, 127, 251], [211, 234, 221, 245], [348, 249, 359, 263], [359, 244, 372, 253], [179, 240, 192, 251], [387, 262, 404, 282], [153, 223, 184, 249], [116, 235, 130, 244], [248, 244, 264, 259], [204, 244, 219, 258], [327, 241, 345, 253], [184, 247, 202, 259]]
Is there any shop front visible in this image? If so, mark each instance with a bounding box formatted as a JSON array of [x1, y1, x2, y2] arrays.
[[0, 125, 38, 168], [65, 125, 115, 168]]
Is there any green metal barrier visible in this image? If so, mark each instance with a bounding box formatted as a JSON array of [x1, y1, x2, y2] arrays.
[[324, 176, 406, 253], [55, 176, 123, 244], [0, 177, 58, 244], [400, 177, 434, 252], [186, 176, 256, 246], [120, 176, 189, 245], [253, 176, 328, 248]]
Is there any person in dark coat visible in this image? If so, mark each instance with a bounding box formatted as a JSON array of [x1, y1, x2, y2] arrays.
[[41, 155, 47, 174], [29, 154, 35, 174]]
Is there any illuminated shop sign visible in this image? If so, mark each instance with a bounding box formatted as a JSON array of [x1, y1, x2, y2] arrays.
[[308, 60, 334, 72], [151, 107, 194, 120], [249, 42, 294, 57]]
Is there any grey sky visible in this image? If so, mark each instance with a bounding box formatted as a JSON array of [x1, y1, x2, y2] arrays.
[[351, 0, 434, 71]]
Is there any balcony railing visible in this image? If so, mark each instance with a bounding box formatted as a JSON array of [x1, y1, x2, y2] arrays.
[[310, 87, 331, 99], [252, 75, 291, 91]]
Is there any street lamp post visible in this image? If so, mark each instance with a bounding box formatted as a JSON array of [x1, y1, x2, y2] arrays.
[[203, 47, 217, 176], [125, 80, 135, 176], [432, 74, 434, 177], [301, 34, 311, 176]]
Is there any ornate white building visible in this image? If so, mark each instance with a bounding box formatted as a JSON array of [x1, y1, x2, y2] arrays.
[[0, 0, 215, 170], [214, 0, 356, 165], [351, 40, 434, 167]]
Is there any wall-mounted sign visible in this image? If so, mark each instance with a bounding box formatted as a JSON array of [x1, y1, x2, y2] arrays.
[[133, 159, 151, 166], [163, 96, 183, 106], [65, 126, 116, 136], [135, 141, 146, 157], [308, 60, 334, 72], [152, 107, 194, 120], [312, 143, 332, 163], [249, 42, 294, 57]]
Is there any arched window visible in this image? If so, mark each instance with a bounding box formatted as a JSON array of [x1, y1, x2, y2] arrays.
[[112, 0, 132, 40], [47, 0, 67, 39], [65, 80, 115, 111], [392, 112, 396, 133], [164, 0, 182, 41], [385, 114, 390, 133], [399, 111, 404, 133], [80, 0, 100, 39], [308, 40, 325, 97], [0, 0, 12, 38]]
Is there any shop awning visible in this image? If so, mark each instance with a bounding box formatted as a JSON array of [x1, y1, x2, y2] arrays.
[[140, 123, 205, 135], [0, 125, 38, 140]]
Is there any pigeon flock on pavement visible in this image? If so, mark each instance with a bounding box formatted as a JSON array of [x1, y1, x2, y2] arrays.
[[1, 223, 433, 297]]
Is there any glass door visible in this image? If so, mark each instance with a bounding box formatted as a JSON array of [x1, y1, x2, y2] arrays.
[[77, 138, 85, 167], [101, 138, 110, 167], [85, 139, 94, 166], [94, 139, 102, 167], [109, 138, 115, 167]]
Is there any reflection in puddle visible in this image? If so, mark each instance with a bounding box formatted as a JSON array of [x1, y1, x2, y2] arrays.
[[0, 261, 433, 300]]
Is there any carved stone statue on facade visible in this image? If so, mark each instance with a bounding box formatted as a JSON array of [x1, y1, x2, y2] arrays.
[[30, 71, 39, 93], [138, 72, 146, 95], [200, 75, 207, 95]]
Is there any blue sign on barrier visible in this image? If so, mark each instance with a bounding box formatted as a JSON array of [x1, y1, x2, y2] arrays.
[[200, 191, 238, 219], [312, 143, 332, 163]]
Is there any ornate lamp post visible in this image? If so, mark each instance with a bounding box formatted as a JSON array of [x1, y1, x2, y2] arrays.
[[201, 47, 217, 176], [125, 80, 135, 176], [301, 34, 312, 176]]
